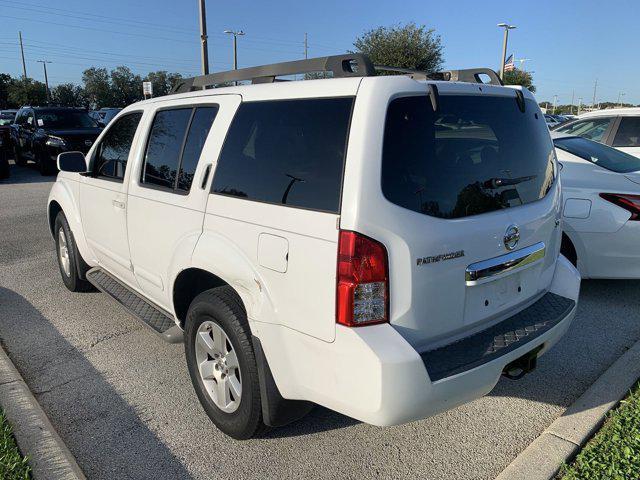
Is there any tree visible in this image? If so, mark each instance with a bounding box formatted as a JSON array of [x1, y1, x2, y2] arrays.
[[110, 66, 143, 107], [144, 70, 182, 97], [7, 78, 47, 107], [82, 67, 113, 108], [51, 83, 86, 107], [353, 23, 444, 74], [503, 68, 536, 93]]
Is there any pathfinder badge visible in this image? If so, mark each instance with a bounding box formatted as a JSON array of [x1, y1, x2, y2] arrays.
[[417, 250, 465, 266]]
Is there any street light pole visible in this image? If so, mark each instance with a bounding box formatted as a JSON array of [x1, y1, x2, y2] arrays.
[[577, 97, 583, 116], [37, 60, 52, 104], [223, 30, 245, 70], [198, 0, 209, 75], [497, 23, 516, 80], [552, 95, 558, 115]]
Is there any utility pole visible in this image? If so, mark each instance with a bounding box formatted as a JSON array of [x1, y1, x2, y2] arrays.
[[18, 31, 27, 79], [592, 79, 598, 108], [552, 95, 558, 114], [570, 90, 575, 115], [198, 0, 209, 75], [497, 23, 516, 80], [304, 32, 308, 59], [577, 97, 583, 115], [37, 60, 52, 104], [617, 92, 625, 107], [224, 30, 245, 85]]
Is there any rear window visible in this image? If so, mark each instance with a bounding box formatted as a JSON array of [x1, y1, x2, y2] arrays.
[[382, 95, 556, 219], [555, 136, 640, 173], [555, 117, 614, 142], [211, 98, 353, 213]]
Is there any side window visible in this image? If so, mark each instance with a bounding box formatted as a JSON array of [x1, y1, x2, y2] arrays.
[[25, 110, 34, 127], [211, 98, 354, 213], [94, 112, 142, 181], [612, 117, 640, 147], [142, 106, 218, 192], [556, 117, 613, 143]]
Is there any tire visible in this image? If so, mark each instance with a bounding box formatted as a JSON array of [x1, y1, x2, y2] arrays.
[[0, 149, 9, 179], [38, 150, 56, 176], [13, 145, 26, 166], [54, 212, 93, 292], [184, 286, 268, 440]]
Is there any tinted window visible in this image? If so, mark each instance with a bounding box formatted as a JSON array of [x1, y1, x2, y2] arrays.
[[142, 109, 192, 189], [178, 107, 218, 191], [36, 109, 97, 128], [211, 98, 353, 212], [382, 95, 556, 219], [555, 117, 613, 142], [94, 113, 142, 180], [555, 137, 640, 173], [612, 117, 640, 147], [142, 106, 218, 192]]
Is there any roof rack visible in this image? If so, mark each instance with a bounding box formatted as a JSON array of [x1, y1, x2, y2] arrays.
[[170, 54, 502, 93]]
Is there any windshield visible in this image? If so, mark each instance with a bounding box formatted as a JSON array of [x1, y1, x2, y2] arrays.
[[554, 136, 640, 173], [382, 95, 556, 219], [36, 110, 98, 129]]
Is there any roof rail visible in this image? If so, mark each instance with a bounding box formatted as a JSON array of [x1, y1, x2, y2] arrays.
[[170, 54, 502, 94], [374, 65, 503, 86], [171, 54, 376, 93]]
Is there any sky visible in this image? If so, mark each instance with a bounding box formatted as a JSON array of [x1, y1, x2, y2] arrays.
[[0, 0, 638, 105]]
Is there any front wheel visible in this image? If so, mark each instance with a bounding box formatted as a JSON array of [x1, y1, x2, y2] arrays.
[[184, 286, 268, 440], [54, 212, 92, 292]]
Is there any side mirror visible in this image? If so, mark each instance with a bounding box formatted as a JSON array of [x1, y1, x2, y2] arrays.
[[57, 151, 87, 173]]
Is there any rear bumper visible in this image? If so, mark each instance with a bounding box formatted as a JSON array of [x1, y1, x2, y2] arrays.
[[255, 255, 580, 426]]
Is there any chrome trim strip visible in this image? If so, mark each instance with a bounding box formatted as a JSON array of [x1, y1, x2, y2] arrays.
[[465, 242, 546, 285]]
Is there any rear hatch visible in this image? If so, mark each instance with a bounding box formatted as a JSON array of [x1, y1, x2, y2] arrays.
[[378, 88, 561, 350]]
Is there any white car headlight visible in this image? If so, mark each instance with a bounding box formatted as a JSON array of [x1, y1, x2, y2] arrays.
[[46, 136, 66, 148]]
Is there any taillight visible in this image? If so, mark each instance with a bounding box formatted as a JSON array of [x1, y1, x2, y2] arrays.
[[600, 193, 640, 220], [336, 230, 389, 327]]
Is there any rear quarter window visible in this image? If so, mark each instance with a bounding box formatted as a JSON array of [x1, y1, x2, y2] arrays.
[[382, 95, 556, 219], [211, 98, 354, 213]]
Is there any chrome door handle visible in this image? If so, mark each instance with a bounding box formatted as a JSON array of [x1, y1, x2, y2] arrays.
[[112, 200, 126, 209]]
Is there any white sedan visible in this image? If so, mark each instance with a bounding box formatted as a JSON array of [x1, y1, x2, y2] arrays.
[[554, 132, 640, 279]]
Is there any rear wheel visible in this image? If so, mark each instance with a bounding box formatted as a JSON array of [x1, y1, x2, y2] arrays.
[[185, 286, 268, 440], [54, 212, 92, 292], [561, 233, 578, 268], [0, 149, 9, 179], [12, 145, 26, 166]]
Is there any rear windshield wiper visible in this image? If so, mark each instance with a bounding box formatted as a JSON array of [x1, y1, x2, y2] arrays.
[[482, 175, 537, 189]]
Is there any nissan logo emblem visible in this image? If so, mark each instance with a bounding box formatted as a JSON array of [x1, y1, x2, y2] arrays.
[[503, 224, 520, 251]]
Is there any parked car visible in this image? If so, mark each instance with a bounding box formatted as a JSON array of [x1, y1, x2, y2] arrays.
[[11, 106, 102, 175], [554, 108, 640, 158], [553, 131, 640, 278], [544, 114, 561, 128], [47, 54, 580, 439], [0, 110, 17, 179], [90, 107, 122, 126]]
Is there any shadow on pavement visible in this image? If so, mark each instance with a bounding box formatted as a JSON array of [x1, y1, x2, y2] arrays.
[[0, 160, 56, 185], [489, 279, 640, 409], [0, 287, 194, 480]]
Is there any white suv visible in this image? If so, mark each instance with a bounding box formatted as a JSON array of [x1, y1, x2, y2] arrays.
[[47, 55, 580, 439]]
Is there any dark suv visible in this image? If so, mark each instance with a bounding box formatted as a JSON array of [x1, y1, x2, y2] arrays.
[[11, 107, 102, 175]]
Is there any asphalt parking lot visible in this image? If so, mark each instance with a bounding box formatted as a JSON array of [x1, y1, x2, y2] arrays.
[[1, 163, 640, 480]]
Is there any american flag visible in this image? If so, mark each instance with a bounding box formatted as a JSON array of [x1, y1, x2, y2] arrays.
[[504, 54, 515, 72]]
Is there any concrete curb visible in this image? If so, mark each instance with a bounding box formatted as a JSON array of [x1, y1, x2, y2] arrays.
[[0, 347, 86, 480], [496, 339, 640, 480]]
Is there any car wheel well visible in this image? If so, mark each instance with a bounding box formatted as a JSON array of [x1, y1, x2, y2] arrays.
[[173, 268, 240, 327], [561, 232, 578, 267], [48, 201, 62, 236]]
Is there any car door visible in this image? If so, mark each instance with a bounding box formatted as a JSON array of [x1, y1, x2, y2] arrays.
[[610, 116, 640, 158], [127, 96, 240, 310], [79, 111, 144, 287]]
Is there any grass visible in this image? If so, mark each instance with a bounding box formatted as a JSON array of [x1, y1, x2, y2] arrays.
[[0, 410, 31, 480], [561, 382, 640, 480]]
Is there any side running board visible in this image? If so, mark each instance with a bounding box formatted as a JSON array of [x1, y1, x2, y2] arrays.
[[86, 267, 183, 343]]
